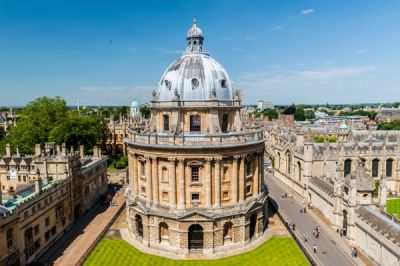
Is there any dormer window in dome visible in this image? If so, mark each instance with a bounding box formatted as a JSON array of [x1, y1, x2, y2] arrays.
[[191, 78, 199, 89], [164, 80, 171, 90], [220, 79, 227, 88]]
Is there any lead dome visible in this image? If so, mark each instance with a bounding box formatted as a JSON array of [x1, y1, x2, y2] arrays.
[[156, 19, 234, 101]]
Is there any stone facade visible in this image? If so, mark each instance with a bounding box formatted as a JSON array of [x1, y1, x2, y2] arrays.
[[125, 20, 267, 257], [0, 143, 108, 265]]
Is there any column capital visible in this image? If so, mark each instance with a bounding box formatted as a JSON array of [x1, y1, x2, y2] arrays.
[[150, 156, 158, 161], [177, 158, 185, 164], [168, 157, 176, 163], [213, 157, 222, 162], [233, 155, 241, 161], [205, 158, 212, 163], [144, 155, 151, 160]]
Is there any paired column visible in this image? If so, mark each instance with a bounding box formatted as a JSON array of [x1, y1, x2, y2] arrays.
[[205, 158, 212, 207], [177, 158, 185, 209], [231, 156, 239, 203], [132, 154, 138, 197], [145, 156, 152, 202], [239, 155, 245, 202], [168, 158, 177, 207], [151, 157, 159, 204], [254, 154, 259, 195], [214, 158, 221, 207]]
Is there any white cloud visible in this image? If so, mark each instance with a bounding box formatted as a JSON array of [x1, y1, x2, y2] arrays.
[[77, 85, 154, 105], [153, 47, 183, 54], [355, 48, 368, 54], [301, 9, 315, 15], [237, 65, 375, 88], [270, 25, 283, 31]]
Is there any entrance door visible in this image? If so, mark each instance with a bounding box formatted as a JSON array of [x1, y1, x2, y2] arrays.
[[188, 224, 203, 251], [249, 214, 257, 239]]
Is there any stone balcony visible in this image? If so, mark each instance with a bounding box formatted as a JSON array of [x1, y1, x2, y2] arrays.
[[125, 128, 266, 149]]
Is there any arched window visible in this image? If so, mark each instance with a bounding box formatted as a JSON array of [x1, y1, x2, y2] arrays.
[[277, 152, 281, 169], [344, 159, 352, 176], [159, 222, 169, 243], [190, 115, 201, 132], [372, 159, 379, 177], [246, 160, 252, 176], [223, 222, 233, 244], [221, 114, 228, 132], [386, 159, 394, 177], [297, 162, 302, 182], [135, 215, 143, 238], [140, 161, 145, 177], [161, 167, 168, 182], [286, 151, 291, 174], [163, 115, 169, 131]]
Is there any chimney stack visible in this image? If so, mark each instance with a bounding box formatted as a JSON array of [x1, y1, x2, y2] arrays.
[[35, 144, 41, 156], [93, 146, 99, 158], [79, 145, 84, 159], [5, 143, 11, 157], [61, 143, 66, 156], [35, 169, 43, 194]]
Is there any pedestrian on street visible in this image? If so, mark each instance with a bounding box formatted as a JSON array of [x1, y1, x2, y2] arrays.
[[304, 233, 308, 243], [303, 207, 307, 213], [340, 229, 343, 238], [316, 231, 320, 239], [351, 247, 355, 257], [313, 244, 318, 254], [292, 223, 296, 231]]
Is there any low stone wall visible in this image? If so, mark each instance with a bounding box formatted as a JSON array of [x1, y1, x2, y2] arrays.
[[274, 169, 304, 196], [307, 177, 335, 222], [355, 207, 400, 266]]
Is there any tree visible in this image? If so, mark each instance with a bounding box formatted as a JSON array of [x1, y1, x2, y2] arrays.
[[377, 120, 400, 130], [0, 97, 68, 154], [263, 109, 279, 120], [294, 108, 306, 121], [0, 96, 107, 154], [282, 104, 296, 115], [304, 110, 315, 120], [140, 105, 151, 119]]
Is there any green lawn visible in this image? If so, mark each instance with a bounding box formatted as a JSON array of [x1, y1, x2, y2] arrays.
[[84, 237, 309, 266], [386, 198, 400, 217]]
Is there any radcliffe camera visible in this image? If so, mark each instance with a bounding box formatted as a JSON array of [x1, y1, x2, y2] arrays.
[[0, 1, 399, 266]]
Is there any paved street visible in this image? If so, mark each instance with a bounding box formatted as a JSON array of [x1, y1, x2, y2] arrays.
[[266, 176, 359, 266]]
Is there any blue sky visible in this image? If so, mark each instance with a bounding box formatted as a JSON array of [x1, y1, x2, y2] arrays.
[[1, 0, 399, 106]]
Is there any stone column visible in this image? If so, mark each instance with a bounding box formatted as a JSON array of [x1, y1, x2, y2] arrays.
[[254, 154, 259, 195], [260, 153, 265, 193], [214, 158, 221, 207], [205, 158, 212, 207], [151, 157, 159, 204], [231, 156, 239, 203], [145, 156, 152, 202], [239, 155, 245, 202], [168, 158, 176, 207], [132, 154, 138, 197], [177, 158, 185, 209]]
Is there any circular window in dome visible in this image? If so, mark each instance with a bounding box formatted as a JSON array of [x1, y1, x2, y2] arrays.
[[164, 80, 171, 90], [191, 78, 199, 89], [220, 79, 227, 88]]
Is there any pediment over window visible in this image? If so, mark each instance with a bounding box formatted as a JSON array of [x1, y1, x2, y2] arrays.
[[187, 160, 203, 167], [177, 210, 214, 221]]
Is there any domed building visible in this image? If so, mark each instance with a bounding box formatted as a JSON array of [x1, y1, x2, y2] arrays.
[[125, 19, 267, 256]]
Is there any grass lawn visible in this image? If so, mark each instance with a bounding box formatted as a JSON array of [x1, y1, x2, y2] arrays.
[[386, 198, 400, 217], [84, 237, 309, 266]]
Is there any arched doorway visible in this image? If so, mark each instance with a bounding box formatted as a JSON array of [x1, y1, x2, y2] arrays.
[[188, 224, 203, 251], [223, 222, 233, 245], [135, 215, 143, 238], [297, 161, 302, 182], [249, 213, 257, 240], [159, 222, 169, 243]]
